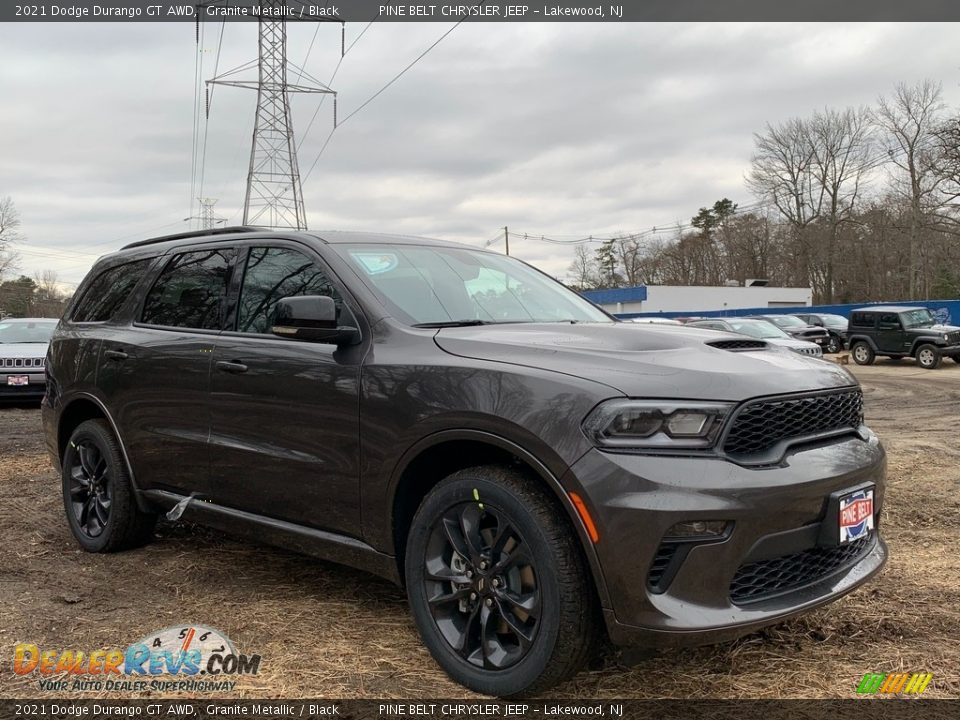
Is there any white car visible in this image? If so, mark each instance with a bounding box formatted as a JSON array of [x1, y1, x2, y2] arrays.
[[0, 318, 58, 402], [628, 317, 683, 325], [686, 318, 823, 357]]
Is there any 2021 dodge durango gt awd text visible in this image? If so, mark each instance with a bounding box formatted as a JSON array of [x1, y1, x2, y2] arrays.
[[42, 228, 887, 696]]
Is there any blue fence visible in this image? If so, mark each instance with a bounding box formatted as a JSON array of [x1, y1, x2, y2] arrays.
[[615, 300, 960, 326]]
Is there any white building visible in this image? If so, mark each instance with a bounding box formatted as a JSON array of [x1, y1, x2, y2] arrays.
[[580, 284, 813, 316]]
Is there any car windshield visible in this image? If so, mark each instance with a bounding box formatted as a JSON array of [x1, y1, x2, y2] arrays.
[[337, 243, 613, 326], [729, 319, 790, 339], [766, 315, 807, 328], [901, 309, 935, 328], [0, 320, 57, 343]]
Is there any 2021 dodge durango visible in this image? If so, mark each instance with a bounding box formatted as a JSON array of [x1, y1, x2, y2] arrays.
[[42, 227, 887, 696]]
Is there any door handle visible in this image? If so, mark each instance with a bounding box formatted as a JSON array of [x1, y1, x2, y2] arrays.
[[104, 349, 129, 361], [216, 360, 249, 374]]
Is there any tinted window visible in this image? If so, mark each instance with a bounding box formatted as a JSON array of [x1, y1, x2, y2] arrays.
[[141, 250, 233, 330], [72, 259, 150, 322], [851, 313, 874, 328], [879, 313, 899, 325], [236, 247, 342, 334]]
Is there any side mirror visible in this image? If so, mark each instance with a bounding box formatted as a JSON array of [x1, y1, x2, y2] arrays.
[[270, 295, 359, 345]]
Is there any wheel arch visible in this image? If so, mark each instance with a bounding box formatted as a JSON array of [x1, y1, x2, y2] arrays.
[[57, 393, 152, 512], [387, 429, 611, 609], [847, 334, 878, 351], [909, 337, 942, 356]]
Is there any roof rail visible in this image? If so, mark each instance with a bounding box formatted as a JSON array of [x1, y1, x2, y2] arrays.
[[121, 226, 262, 250]]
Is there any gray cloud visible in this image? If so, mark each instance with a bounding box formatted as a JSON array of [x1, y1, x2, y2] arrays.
[[1, 21, 958, 287]]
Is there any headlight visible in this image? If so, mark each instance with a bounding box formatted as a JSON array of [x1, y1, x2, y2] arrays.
[[944, 334, 949, 342], [583, 400, 733, 451]]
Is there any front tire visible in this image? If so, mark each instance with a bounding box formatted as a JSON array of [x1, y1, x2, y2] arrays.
[[61, 419, 157, 552], [825, 335, 843, 354], [852, 341, 875, 366], [916, 344, 942, 369], [405, 466, 599, 696]]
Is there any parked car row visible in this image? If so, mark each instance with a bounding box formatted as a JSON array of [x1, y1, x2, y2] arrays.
[[626, 306, 960, 370]]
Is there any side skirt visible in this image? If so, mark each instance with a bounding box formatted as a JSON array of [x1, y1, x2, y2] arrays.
[[140, 490, 401, 585]]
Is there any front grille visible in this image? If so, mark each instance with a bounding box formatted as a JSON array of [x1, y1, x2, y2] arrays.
[[723, 388, 863, 457], [708, 340, 767, 351], [947, 331, 960, 344], [646, 542, 680, 592], [730, 534, 874, 604], [0, 357, 44, 369]]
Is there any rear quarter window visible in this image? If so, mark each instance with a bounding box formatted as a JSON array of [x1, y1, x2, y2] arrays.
[[71, 259, 151, 323], [850, 313, 875, 328]]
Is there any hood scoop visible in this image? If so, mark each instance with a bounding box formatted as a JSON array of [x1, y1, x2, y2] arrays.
[[707, 339, 769, 352]]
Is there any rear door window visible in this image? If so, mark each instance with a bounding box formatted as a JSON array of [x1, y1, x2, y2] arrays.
[[140, 249, 234, 330], [72, 259, 151, 323]]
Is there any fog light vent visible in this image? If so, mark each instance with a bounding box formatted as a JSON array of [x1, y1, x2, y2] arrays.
[[664, 520, 729, 539]]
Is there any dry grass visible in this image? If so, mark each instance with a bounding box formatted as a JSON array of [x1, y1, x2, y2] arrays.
[[0, 360, 957, 699]]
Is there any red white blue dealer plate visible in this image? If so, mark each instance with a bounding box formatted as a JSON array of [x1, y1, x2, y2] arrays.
[[839, 488, 874, 543]]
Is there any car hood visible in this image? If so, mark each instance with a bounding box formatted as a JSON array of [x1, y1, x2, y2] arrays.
[[912, 324, 960, 333], [0, 342, 48, 358], [433, 323, 855, 400], [765, 337, 820, 350]]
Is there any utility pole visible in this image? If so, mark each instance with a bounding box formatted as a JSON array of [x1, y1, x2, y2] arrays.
[[202, 1, 340, 230], [503, 226, 510, 256]]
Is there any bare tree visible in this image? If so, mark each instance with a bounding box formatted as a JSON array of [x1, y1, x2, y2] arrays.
[[566, 244, 598, 290], [874, 80, 946, 298], [806, 107, 874, 301], [746, 117, 821, 291], [0, 196, 22, 280]]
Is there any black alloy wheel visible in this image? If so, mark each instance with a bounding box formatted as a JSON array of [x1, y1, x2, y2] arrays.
[[423, 502, 541, 670], [826, 334, 843, 354], [68, 439, 113, 538], [405, 466, 598, 696], [61, 419, 157, 552]]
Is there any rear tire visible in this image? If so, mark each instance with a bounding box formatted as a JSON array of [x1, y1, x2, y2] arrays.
[[916, 344, 942, 370], [405, 466, 599, 696], [61, 419, 157, 552], [851, 341, 875, 366]]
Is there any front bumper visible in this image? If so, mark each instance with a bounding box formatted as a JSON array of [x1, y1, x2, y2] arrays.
[[0, 372, 45, 401], [935, 343, 960, 358], [565, 432, 886, 647]]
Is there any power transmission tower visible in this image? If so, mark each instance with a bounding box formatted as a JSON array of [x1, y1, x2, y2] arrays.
[[184, 197, 226, 230], [202, 1, 340, 230], [198, 197, 220, 229]]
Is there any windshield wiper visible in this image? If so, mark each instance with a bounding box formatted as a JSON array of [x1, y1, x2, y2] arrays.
[[412, 320, 497, 328]]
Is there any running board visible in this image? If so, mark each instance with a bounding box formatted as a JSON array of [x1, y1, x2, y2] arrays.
[[140, 489, 400, 584]]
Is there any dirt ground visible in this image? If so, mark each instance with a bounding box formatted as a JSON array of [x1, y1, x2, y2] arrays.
[[1, 360, 958, 699]]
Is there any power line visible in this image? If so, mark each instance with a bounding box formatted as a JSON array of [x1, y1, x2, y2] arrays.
[[300, 18, 470, 187], [296, 17, 378, 153], [197, 21, 227, 205]]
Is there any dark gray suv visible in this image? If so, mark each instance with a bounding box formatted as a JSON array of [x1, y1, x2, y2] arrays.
[[42, 228, 887, 696]]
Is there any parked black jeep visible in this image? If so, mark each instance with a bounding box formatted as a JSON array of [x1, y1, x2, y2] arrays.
[[847, 306, 960, 369]]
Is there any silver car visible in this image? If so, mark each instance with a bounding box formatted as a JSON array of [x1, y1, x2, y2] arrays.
[[0, 318, 58, 402], [687, 318, 823, 357]]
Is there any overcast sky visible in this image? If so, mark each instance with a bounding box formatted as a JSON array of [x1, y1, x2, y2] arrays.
[[1, 21, 959, 289]]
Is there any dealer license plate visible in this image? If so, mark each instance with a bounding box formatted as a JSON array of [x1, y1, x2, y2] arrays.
[[839, 488, 874, 543], [7, 375, 29, 386]]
